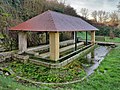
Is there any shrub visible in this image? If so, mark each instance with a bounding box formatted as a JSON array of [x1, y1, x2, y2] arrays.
[[96, 25, 120, 37]]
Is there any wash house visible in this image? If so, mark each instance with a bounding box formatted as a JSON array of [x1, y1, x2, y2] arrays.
[[10, 10, 98, 61]]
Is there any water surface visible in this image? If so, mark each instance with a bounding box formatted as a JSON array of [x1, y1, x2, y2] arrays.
[[82, 46, 111, 76]]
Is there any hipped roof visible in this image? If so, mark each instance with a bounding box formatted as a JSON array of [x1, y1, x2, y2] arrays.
[[10, 10, 98, 32]]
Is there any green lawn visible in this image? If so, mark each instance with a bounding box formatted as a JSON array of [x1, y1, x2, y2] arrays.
[[105, 37, 120, 43], [0, 75, 52, 90], [95, 36, 120, 43], [77, 32, 91, 40]]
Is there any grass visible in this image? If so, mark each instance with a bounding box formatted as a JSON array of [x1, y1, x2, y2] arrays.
[[6, 60, 86, 83], [61, 44, 120, 90], [0, 33, 4, 39], [105, 37, 120, 43], [95, 36, 120, 43], [0, 75, 52, 90], [77, 32, 91, 40]]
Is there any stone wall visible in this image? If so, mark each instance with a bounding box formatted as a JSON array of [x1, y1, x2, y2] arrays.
[[0, 51, 17, 62]]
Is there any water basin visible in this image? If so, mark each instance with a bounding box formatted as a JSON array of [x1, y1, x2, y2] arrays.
[[83, 46, 111, 76]]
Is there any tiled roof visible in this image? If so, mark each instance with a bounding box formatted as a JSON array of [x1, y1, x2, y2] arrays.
[[10, 10, 98, 32]]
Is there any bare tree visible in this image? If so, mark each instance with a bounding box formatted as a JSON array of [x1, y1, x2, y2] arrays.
[[117, 2, 120, 12], [97, 10, 103, 23], [102, 11, 109, 23], [110, 11, 119, 22], [80, 8, 89, 19], [91, 10, 97, 22], [97, 10, 109, 23]]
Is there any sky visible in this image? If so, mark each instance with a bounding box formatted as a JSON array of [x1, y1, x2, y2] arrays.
[[59, 0, 119, 18]]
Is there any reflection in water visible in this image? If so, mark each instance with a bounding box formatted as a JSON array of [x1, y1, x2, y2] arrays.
[[83, 46, 111, 76]]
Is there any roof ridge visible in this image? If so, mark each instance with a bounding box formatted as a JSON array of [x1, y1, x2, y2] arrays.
[[48, 11, 58, 31]]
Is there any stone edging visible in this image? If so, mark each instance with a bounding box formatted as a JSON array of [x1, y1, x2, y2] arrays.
[[16, 76, 87, 85], [29, 45, 95, 68]]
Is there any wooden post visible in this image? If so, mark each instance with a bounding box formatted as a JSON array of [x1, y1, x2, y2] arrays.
[[19, 32, 27, 53], [91, 31, 95, 45], [74, 31, 75, 43], [86, 31, 88, 46], [49, 32, 59, 61], [75, 31, 77, 51], [46, 32, 49, 44]]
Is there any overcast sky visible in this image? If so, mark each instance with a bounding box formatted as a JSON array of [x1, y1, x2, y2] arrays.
[[59, 0, 119, 15]]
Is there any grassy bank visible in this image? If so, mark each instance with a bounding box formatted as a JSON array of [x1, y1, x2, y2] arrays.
[[62, 44, 120, 90]]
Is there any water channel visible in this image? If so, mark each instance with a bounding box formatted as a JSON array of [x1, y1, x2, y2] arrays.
[[81, 45, 111, 76]]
